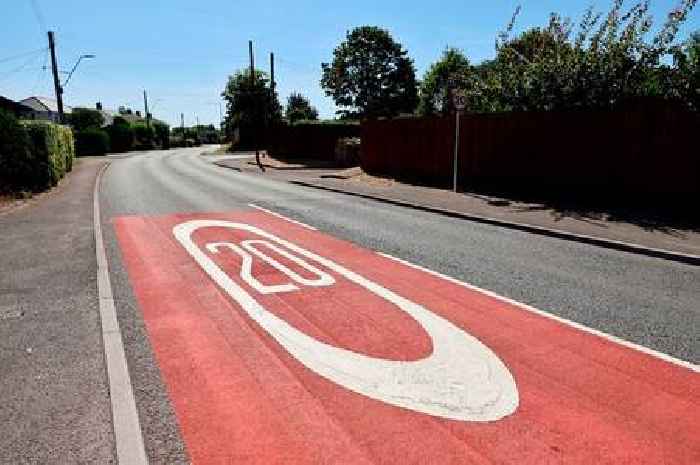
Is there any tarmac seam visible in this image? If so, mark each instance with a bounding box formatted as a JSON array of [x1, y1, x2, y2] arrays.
[[290, 180, 700, 266], [94, 162, 149, 465]]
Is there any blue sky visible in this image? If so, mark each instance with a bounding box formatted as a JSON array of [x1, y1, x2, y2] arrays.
[[2, 1, 698, 127]]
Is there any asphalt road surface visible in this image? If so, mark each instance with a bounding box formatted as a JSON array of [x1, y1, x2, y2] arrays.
[[98, 147, 699, 464]]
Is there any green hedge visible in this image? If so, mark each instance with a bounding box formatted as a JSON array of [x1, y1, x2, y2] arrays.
[[0, 110, 74, 193], [266, 122, 361, 161], [75, 128, 110, 156], [22, 121, 75, 189], [108, 118, 134, 153], [0, 109, 33, 193]]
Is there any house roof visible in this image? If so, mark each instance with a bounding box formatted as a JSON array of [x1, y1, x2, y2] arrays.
[[19, 96, 72, 114], [0, 96, 31, 114]]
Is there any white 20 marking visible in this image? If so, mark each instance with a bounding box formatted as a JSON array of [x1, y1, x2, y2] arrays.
[[174, 220, 519, 422]]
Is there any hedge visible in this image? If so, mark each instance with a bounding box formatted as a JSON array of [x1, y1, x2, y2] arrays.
[[266, 122, 361, 161], [0, 110, 75, 193], [75, 128, 110, 156], [108, 118, 135, 153], [0, 109, 33, 193], [23, 120, 75, 189]]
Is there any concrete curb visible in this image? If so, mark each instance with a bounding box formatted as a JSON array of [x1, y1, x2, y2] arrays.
[[290, 180, 700, 266], [94, 163, 149, 464]]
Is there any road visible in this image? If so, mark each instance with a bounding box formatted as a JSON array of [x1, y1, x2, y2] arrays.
[[97, 147, 699, 464]]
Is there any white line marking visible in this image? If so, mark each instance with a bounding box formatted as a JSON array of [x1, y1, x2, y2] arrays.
[[94, 164, 148, 464], [207, 240, 335, 294], [248, 203, 318, 230], [378, 252, 700, 373], [174, 220, 519, 422]]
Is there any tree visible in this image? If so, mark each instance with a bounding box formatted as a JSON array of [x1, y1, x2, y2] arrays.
[[68, 107, 104, 131], [285, 92, 319, 123], [221, 69, 281, 135], [321, 26, 418, 118], [475, 0, 698, 112], [418, 48, 472, 115]]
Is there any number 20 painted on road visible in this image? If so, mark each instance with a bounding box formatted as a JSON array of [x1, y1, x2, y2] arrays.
[[173, 220, 519, 422]]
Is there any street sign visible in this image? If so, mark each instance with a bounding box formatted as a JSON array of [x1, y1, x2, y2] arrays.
[[453, 91, 467, 111]]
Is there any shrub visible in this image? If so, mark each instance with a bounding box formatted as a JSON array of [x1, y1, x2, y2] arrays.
[[75, 128, 110, 156], [108, 117, 134, 152], [132, 123, 155, 150], [0, 109, 33, 193], [68, 107, 105, 131], [153, 121, 170, 149], [169, 136, 185, 148], [22, 121, 74, 190]]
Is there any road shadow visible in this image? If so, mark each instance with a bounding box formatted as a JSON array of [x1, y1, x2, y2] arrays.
[[357, 171, 699, 235], [459, 187, 700, 235]]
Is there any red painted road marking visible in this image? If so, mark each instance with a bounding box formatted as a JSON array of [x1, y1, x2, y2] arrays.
[[115, 210, 700, 465]]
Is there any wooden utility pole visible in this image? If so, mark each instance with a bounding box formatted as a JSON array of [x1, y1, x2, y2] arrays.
[[47, 31, 64, 123], [248, 40, 255, 85], [143, 90, 150, 128], [249, 40, 264, 171], [270, 52, 275, 93]]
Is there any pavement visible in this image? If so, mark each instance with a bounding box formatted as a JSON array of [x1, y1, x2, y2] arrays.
[[213, 154, 700, 261], [2, 147, 698, 464], [0, 157, 115, 464]]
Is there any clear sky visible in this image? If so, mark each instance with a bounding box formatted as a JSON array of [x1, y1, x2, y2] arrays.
[[2, 1, 698, 127]]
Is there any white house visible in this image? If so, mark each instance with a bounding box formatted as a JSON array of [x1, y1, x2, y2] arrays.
[[19, 96, 72, 123]]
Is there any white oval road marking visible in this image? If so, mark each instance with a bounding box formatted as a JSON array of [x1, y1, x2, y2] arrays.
[[174, 220, 519, 422]]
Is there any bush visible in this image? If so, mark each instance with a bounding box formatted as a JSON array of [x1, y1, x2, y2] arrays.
[[169, 136, 185, 148], [22, 121, 74, 190], [132, 123, 155, 150], [69, 107, 105, 131], [75, 128, 110, 156], [266, 121, 361, 161], [107, 117, 134, 152], [0, 109, 33, 193], [153, 121, 170, 149]]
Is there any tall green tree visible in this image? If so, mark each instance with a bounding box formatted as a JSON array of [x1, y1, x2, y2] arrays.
[[418, 48, 472, 115], [321, 26, 418, 118], [285, 92, 319, 123], [222, 69, 281, 134]]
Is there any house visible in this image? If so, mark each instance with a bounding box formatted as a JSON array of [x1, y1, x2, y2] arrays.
[[19, 96, 72, 123], [0, 96, 32, 118], [95, 102, 117, 126]]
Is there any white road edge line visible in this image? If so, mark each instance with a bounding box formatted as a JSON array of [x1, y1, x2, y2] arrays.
[[248, 204, 318, 230], [94, 163, 149, 464], [377, 252, 700, 373]]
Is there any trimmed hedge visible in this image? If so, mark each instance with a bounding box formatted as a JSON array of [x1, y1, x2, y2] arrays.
[[0, 109, 33, 193], [75, 128, 110, 156], [132, 123, 155, 150], [23, 121, 75, 189], [0, 110, 75, 193], [266, 122, 361, 161], [108, 118, 134, 153]]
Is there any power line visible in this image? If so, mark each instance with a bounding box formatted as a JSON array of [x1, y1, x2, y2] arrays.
[[0, 47, 47, 65], [30, 0, 48, 36], [30, 49, 50, 94], [0, 52, 44, 82]]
